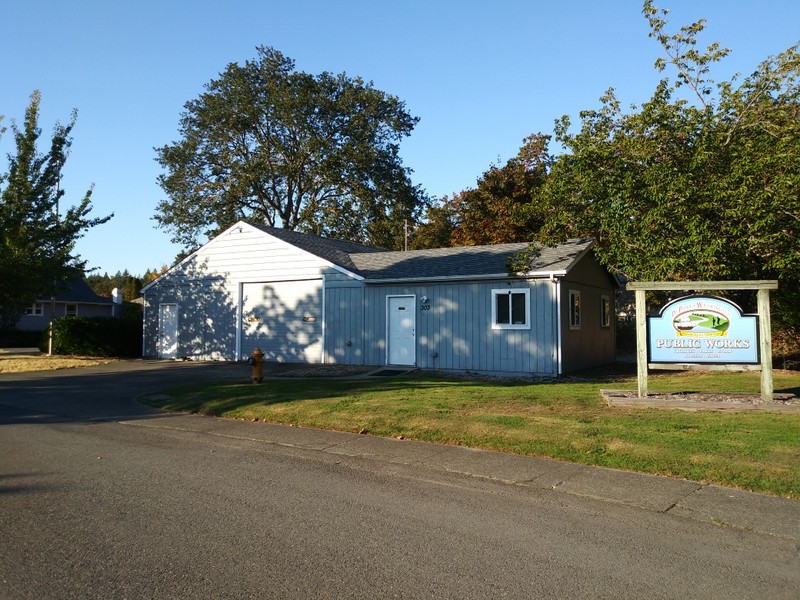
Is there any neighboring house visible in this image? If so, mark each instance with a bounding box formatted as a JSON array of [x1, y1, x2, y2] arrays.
[[141, 221, 618, 376], [17, 279, 123, 331]]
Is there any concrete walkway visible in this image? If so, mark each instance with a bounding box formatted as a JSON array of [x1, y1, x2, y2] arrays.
[[131, 396, 800, 541]]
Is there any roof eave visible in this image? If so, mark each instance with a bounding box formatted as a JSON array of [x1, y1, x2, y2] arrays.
[[363, 271, 567, 284]]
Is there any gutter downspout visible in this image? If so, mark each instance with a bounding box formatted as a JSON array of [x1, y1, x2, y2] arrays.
[[321, 274, 327, 365], [553, 275, 563, 376], [141, 293, 147, 358], [235, 282, 243, 361]]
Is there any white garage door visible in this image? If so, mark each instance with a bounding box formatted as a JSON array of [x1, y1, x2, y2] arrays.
[[240, 280, 323, 363]]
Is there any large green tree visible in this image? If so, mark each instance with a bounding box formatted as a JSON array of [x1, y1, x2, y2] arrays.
[[0, 91, 111, 329], [529, 1, 800, 324], [155, 46, 427, 251]]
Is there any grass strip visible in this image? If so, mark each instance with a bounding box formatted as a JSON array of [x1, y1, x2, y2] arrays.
[[145, 370, 800, 498]]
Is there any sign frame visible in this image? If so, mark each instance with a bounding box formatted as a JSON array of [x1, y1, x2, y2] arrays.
[[626, 281, 778, 402]]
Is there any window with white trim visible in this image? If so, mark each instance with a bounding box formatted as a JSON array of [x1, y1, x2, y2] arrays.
[[65, 304, 78, 316], [569, 290, 581, 329], [24, 302, 44, 316], [492, 289, 530, 330], [600, 295, 611, 328]]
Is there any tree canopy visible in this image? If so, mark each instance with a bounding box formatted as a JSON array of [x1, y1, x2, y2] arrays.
[[85, 270, 143, 301], [520, 1, 799, 324], [155, 46, 427, 252], [0, 92, 111, 328]]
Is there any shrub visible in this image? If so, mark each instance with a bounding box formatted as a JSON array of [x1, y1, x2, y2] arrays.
[[52, 304, 143, 357], [0, 329, 43, 348]]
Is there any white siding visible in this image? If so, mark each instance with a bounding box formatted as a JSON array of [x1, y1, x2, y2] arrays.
[[143, 224, 353, 360], [241, 280, 323, 363]]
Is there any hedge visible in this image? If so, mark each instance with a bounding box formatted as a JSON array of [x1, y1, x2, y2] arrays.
[[50, 304, 142, 357]]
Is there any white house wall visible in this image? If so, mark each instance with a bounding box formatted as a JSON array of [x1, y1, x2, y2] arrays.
[[143, 224, 616, 374], [240, 279, 323, 363], [143, 225, 350, 360]]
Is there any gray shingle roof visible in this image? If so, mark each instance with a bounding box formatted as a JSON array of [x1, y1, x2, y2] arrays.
[[350, 239, 593, 280], [38, 278, 115, 304], [249, 224, 388, 273], [249, 223, 593, 281]]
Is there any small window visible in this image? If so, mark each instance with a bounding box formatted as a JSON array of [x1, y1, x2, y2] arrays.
[[24, 302, 44, 316], [600, 295, 611, 328], [569, 290, 581, 329], [65, 304, 78, 316], [492, 289, 530, 330]]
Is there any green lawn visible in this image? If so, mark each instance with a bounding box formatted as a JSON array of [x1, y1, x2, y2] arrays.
[[145, 369, 800, 498]]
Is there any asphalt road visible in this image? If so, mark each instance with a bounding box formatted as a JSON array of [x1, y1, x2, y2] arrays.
[[1, 361, 798, 599]]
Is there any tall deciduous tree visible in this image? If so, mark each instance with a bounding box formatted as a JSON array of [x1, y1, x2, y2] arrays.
[[530, 1, 800, 324], [155, 46, 427, 252], [0, 91, 111, 328]]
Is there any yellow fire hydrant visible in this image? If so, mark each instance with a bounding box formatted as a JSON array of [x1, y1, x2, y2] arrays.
[[248, 347, 264, 383]]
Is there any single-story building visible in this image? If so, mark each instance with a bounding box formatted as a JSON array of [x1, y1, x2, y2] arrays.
[[16, 279, 123, 331], [141, 221, 618, 376]]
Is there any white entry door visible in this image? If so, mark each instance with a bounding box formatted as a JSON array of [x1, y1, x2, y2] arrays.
[[158, 303, 178, 359], [387, 296, 415, 365]]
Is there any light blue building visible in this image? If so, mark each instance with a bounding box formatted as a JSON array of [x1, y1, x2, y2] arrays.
[[141, 221, 618, 375]]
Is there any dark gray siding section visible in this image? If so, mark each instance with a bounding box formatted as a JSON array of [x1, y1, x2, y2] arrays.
[[559, 253, 617, 372]]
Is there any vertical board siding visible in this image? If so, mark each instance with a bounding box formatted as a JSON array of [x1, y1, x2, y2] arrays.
[[349, 279, 558, 375], [143, 281, 238, 360], [323, 286, 366, 365], [144, 224, 614, 372], [559, 278, 616, 373]]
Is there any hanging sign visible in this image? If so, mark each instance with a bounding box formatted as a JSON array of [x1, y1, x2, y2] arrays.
[[648, 295, 759, 364]]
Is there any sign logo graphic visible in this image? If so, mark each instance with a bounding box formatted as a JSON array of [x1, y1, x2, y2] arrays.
[[672, 309, 728, 336]]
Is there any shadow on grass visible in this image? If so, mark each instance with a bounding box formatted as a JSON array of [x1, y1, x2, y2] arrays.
[[145, 374, 556, 415], [149, 376, 452, 410]]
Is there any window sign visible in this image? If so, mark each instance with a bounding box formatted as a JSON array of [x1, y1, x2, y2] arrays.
[[648, 295, 759, 364]]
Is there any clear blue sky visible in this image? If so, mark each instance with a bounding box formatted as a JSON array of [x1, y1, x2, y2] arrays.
[[2, 0, 798, 276]]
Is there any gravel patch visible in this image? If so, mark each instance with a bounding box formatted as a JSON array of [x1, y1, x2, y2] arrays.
[[603, 389, 800, 412]]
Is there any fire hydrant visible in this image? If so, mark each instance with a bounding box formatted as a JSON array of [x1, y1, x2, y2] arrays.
[[248, 347, 264, 383]]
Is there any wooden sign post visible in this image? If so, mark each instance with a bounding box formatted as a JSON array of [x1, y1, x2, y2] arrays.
[[627, 281, 778, 402]]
